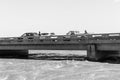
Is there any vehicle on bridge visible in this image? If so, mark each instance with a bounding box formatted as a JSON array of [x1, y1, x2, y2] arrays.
[[15, 31, 88, 42], [0, 31, 120, 43]]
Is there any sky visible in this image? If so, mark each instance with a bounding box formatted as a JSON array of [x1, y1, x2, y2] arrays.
[[0, 0, 120, 37]]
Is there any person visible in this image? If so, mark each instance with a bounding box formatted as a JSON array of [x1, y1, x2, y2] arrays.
[[84, 30, 88, 34], [38, 31, 41, 36]]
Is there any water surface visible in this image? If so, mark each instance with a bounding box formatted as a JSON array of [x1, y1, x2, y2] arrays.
[[0, 50, 119, 80]]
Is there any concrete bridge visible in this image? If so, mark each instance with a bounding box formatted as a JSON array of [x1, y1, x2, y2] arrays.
[[0, 32, 120, 60]]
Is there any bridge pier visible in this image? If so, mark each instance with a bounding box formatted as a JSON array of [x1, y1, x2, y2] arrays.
[[87, 44, 106, 61], [87, 44, 120, 61], [0, 50, 28, 58], [87, 44, 98, 61]]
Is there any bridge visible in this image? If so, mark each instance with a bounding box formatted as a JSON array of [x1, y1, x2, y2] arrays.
[[0, 32, 120, 61]]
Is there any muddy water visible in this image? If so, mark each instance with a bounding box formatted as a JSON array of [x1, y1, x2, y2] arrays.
[[0, 50, 120, 80], [0, 59, 120, 80]]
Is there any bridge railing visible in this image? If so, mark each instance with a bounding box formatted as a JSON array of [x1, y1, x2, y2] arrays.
[[86, 33, 120, 40], [0, 33, 120, 44], [0, 35, 87, 44]]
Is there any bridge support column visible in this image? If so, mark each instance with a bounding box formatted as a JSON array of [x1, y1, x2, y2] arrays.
[[87, 44, 99, 61], [0, 50, 28, 58], [87, 45, 120, 61]]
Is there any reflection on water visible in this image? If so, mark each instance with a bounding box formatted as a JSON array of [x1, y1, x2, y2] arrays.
[[29, 50, 87, 56], [29, 50, 87, 60], [0, 50, 120, 80]]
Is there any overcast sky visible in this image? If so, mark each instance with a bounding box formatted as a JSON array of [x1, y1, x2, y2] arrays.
[[0, 0, 120, 37]]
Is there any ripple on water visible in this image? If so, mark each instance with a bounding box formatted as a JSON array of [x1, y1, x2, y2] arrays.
[[0, 59, 120, 80]]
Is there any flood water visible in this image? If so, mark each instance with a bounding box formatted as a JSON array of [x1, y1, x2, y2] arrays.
[[0, 50, 120, 80]]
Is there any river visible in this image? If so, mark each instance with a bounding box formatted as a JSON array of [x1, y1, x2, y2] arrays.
[[0, 50, 120, 80]]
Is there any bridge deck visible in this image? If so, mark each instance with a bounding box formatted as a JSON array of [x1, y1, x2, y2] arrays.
[[0, 32, 120, 60], [0, 35, 120, 50]]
